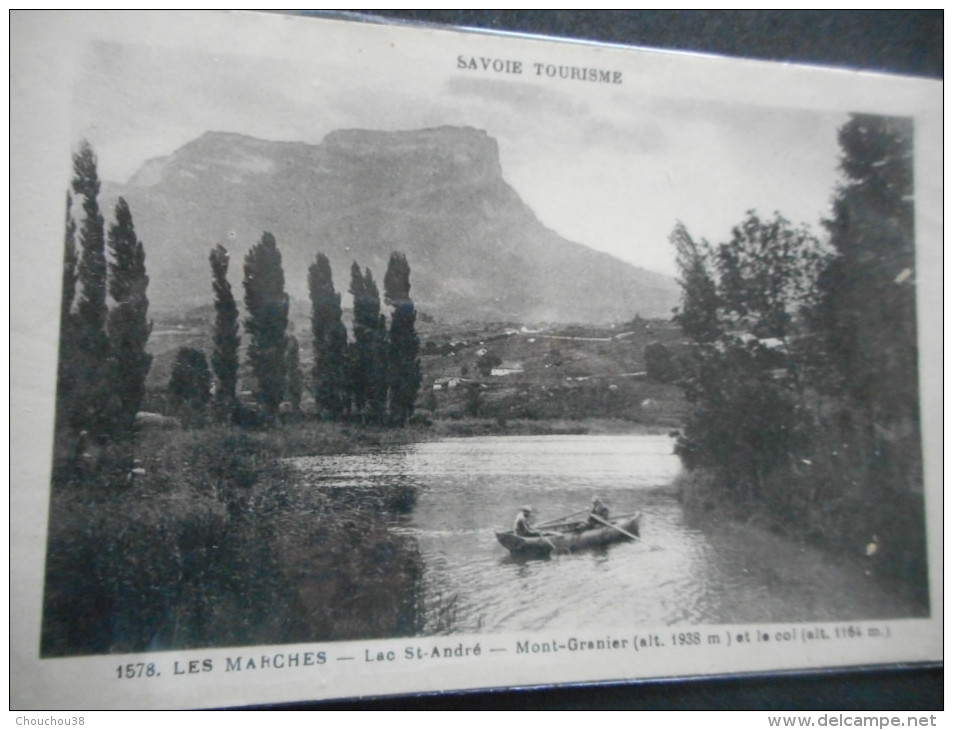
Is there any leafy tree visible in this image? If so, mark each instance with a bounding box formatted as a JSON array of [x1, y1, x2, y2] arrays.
[[168, 347, 212, 426], [670, 118, 926, 599], [464, 383, 481, 418], [644, 342, 675, 383], [70, 140, 111, 439], [308, 253, 349, 420], [714, 211, 823, 339], [384, 252, 422, 425], [671, 213, 819, 499], [670, 222, 721, 343], [106, 197, 152, 442], [674, 340, 804, 498], [209, 244, 240, 422], [243, 232, 289, 422], [477, 351, 502, 377]]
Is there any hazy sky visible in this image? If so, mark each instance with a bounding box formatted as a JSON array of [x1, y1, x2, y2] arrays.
[[72, 23, 848, 277]]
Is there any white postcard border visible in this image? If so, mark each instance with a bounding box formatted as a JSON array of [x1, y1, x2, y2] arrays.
[[10, 10, 943, 710]]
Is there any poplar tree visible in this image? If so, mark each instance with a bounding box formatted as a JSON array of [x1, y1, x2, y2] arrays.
[[349, 263, 386, 423], [384, 252, 422, 425], [365, 272, 389, 424], [70, 140, 110, 439], [348, 263, 368, 418], [209, 244, 240, 422], [670, 222, 721, 344], [106, 197, 152, 441], [56, 191, 78, 427], [813, 114, 917, 418], [809, 113, 920, 493], [285, 333, 303, 416], [308, 252, 349, 420], [60, 191, 78, 345], [243, 232, 289, 422]]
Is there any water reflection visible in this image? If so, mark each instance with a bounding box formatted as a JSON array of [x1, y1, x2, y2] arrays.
[[293, 452, 419, 516], [290, 434, 922, 636]]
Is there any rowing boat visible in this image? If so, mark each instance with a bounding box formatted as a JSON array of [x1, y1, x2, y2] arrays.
[[495, 512, 642, 556]]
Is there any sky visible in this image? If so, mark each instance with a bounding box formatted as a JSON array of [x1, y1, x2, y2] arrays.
[[71, 19, 849, 278]]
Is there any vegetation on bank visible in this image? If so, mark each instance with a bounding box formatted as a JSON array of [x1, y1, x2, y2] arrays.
[[670, 114, 927, 606], [42, 424, 425, 656], [428, 417, 672, 438]]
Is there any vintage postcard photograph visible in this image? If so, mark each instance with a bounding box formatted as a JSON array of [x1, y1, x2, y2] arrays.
[[11, 11, 942, 710]]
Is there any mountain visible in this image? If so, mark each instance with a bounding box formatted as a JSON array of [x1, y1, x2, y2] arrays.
[[101, 127, 679, 323]]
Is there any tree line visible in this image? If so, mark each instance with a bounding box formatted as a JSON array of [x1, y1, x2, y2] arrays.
[[57, 141, 152, 466], [56, 141, 422, 472], [187, 237, 421, 427], [671, 114, 923, 592]]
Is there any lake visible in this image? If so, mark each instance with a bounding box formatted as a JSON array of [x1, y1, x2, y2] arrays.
[[290, 434, 921, 635]]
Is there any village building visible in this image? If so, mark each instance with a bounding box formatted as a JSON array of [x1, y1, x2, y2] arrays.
[[491, 361, 524, 377]]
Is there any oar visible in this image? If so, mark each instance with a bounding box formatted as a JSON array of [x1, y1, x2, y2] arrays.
[[536, 509, 589, 528], [591, 513, 664, 551], [538, 511, 638, 532]]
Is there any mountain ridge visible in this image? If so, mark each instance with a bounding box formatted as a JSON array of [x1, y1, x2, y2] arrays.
[[99, 127, 679, 323]]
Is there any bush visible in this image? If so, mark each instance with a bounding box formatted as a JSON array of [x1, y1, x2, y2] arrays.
[[41, 425, 426, 655], [168, 347, 212, 427], [644, 342, 676, 382]]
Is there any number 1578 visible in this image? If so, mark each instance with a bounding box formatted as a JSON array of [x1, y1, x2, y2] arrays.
[[116, 662, 158, 678]]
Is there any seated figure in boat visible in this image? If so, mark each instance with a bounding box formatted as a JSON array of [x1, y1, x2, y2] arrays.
[[586, 497, 610, 528], [513, 505, 544, 537]]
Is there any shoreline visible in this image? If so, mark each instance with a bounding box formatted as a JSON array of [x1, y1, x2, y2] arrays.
[[674, 470, 930, 616], [426, 417, 674, 440], [224, 416, 677, 462]]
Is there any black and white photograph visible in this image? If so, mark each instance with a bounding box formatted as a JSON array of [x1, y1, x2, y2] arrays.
[[11, 10, 941, 710]]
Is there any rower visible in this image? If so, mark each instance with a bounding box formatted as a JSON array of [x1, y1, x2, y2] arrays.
[[514, 505, 542, 537], [587, 496, 610, 527]]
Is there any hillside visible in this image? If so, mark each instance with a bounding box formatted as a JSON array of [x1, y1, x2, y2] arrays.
[[143, 309, 688, 428], [101, 127, 679, 323]]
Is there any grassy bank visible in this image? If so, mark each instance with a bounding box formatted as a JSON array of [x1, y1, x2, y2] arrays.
[[41, 424, 427, 656], [674, 468, 929, 613], [429, 417, 673, 438]]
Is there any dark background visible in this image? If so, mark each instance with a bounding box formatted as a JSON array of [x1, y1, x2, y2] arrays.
[[269, 10, 942, 711]]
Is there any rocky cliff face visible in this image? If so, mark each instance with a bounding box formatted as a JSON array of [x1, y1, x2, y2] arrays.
[[101, 127, 678, 323]]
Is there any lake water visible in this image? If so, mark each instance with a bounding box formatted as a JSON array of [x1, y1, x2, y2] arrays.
[[290, 434, 921, 634]]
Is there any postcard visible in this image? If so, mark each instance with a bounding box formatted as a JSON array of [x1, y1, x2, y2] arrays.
[[10, 10, 942, 710]]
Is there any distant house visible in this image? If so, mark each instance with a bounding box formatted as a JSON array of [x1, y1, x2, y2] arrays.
[[434, 376, 468, 389], [759, 338, 787, 352], [491, 361, 524, 376]]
